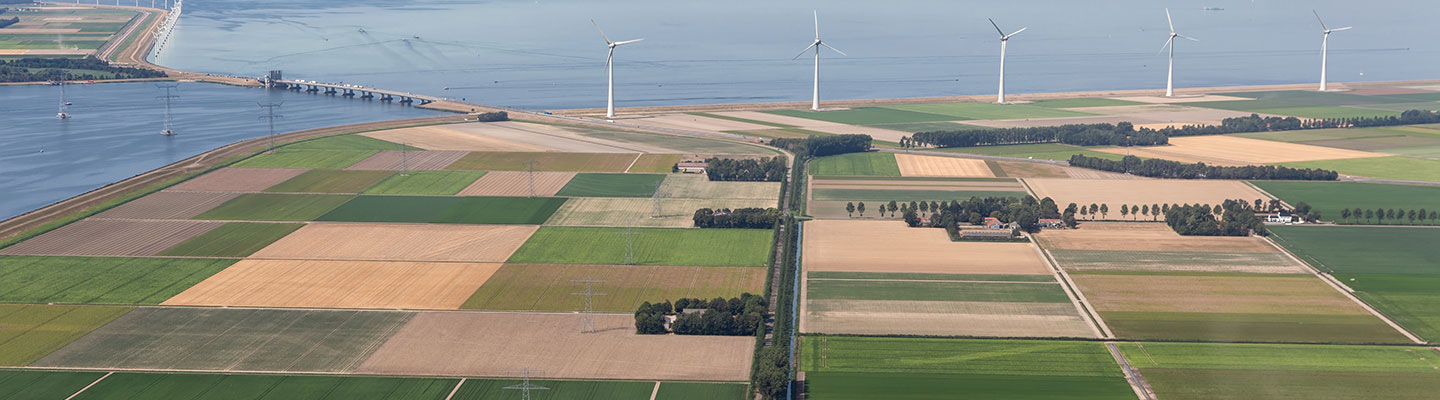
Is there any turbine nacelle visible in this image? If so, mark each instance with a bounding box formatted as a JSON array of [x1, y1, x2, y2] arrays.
[[989, 19, 1026, 42], [1314, 10, 1353, 35]]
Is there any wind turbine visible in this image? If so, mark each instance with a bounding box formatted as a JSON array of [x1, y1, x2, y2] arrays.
[[1159, 8, 1199, 97], [793, 10, 845, 111], [989, 18, 1026, 104], [592, 20, 642, 119], [1314, 11, 1352, 92]]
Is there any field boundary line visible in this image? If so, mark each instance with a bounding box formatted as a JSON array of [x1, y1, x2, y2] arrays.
[[624, 153, 643, 173], [444, 378, 466, 400], [1036, 242, 1113, 339], [1104, 343, 1155, 400], [1262, 236, 1426, 344], [648, 381, 661, 400], [64, 371, 113, 400], [1016, 178, 1040, 199]]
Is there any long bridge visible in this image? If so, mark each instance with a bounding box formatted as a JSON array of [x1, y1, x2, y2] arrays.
[[264, 74, 440, 105]]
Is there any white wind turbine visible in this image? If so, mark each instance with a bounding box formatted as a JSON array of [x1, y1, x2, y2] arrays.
[[593, 20, 642, 119], [793, 10, 845, 111], [1159, 8, 1199, 97], [989, 18, 1027, 104], [1314, 11, 1352, 92]]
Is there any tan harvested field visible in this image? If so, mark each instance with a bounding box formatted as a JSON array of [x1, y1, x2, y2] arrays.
[[711, 111, 910, 142], [345, 150, 468, 170], [803, 220, 1049, 274], [661, 174, 782, 200], [546, 198, 776, 227], [356, 312, 753, 381], [0, 50, 28, 55], [360, 124, 553, 152], [803, 299, 1096, 337], [1109, 94, 1256, 103], [164, 260, 501, 310], [165, 168, 307, 192], [1048, 249, 1306, 274], [1025, 178, 1267, 209], [1061, 166, 1145, 180], [1034, 222, 1277, 253], [996, 161, 1068, 178], [0, 219, 221, 257], [630, 114, 774, 132], [464, 263, 766, 312], [456, 171, 576, 197], [249, 223, 536, 262], [1071, 274, 1371, 315], [94, 191, 238, 220], [894, 154, 995, 177], [1093, 135, 1383, 166]]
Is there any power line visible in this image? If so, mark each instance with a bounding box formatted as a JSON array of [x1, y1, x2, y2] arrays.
[[503, 368, 549, 400], [570, 278, 606, 333], [615, 227, 642, 265], [647, 179, 666, 218], [257, 102, 283, 153], [522, 160, 540, 197], [156, 83, 178, 136], [399, 142, 410, 176]]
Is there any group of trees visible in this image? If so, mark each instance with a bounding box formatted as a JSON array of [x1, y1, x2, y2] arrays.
[[1164, 201, 1268, 236], [0, 16, 16, 29], [472, 111, 507, 122], [769, 134, 871, 157], [1073, 198, 1302, 222], [1068, 154, 1339, 180], [0, 57, 167, 83], [705, 157, 786, 182], [907, 122, 1167, 148], [634, 294, 767, 336], [1340, 208, 1440, 225], [861, 196, 1064, 234], [693, 207, 781, 229]]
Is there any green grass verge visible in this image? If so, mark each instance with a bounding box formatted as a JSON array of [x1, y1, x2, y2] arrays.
[[886, 103, 1093, 120], [0, 304, 132, 365], [556, 173, 667, 198], [1116, 342, 1440, 400], [316, 196, 566, 225], [0, 256, 235, 304], [1279, 156, 1440, 182], [807, 279, 1069, 302], [265, 170, 395, 193], [508, 227, 772, 267], [808, 152, 900, 176], [811, 188, 1028, 201], [362, 170, 486, 195], [1251, 181, 1440, 225], [74, 373, 457, 400], [158, 223, 303, 257], [766, 108, 956, 125], [446, 152, 637, 172], [0, 370, 106, 399], [195, 194, 355, 221], [232, 149, 379, 169]]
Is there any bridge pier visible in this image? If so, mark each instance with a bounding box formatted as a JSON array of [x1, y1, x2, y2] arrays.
[[360, 91, 374, 99], [288, 84, 301, 91], [342, 89, 355, 97], [305, 85, 319, 93], [323, 87, 337, 95], [380, 94, 394, 102], [398, 96, 413, 104]]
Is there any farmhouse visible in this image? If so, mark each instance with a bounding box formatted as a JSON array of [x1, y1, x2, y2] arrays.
[[961, 229, 1016, 239], [1038, 218, 1065, 229], [1265, 210, 1298, 223], [983, 217, 1006, 229], [676, 161, 708, 174]]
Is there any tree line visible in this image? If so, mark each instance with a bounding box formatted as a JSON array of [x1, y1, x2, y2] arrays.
[[472, 111, 507, 122], [1073, 198, 1306, 221], [693, 207, 780, 229], [905, 121, 1168, 148], [846, 196, 1064, 234], [634, 294, 767, 336], [1340, 208, 1440, 225], [769, 134, 871, 157], [1068, 154, 1339, 180], [1165, 201, 1268, 236], [0, 57, 167, 83], [705, 156, 786, 182], [0, 16, 18, 29]]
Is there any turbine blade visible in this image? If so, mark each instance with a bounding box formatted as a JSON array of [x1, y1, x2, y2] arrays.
[[1332, 26, 1353, 32], [813, 10, 820, 39], [1158, 37, 1173, 55], [1008, 27, 1028, 38], [1165, 8, 1174, 33], [591, 20, 612, 45], [821, 42, 847, 56], [1178, 34, 1199, 42], [989, 18, 1005, 37], [793, 43, 818, 60], [1313, 10, 1328, 31], [614, 38, 644, 46]]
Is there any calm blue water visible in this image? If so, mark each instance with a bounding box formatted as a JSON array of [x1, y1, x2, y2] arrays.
[[0, 82, 441, 219], [154, 0, 1440, 110]]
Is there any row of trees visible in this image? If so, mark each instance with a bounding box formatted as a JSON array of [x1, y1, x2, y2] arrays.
[[0, 57, 167, 83], [634, 294, 767, 336], [907, 122, 1168, 148], [693, 207, 780, 229], [1164, 201, 1269, 236], [1068, 154, 1339, 180], [1339, 208, 1440, 225], [1072, 199, 1307, 222], [704, 157, 786, 182], [878, 196, 1064, 234], [769, 134, 870, 157], [472, 111, 507, 122], [0, 16, 16, 29]]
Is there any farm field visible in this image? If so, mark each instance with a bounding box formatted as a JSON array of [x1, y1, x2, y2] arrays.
[[888, 102, 1095, 120], [555, 173, 667, 197], [356, 312, 754, 381], [0, 256, 234, 304], [578, 126, 781, 154], [0, 219, 222, 257], [165, 168, 307, 192], [316, 195, 567, 224], [766, 107, 955, 125], [232, 149, 379, 169], [264, 169, 396, 193], [1234, 125, 1440, 160], [0, 304, 132, 366], [660, 174, 782, 200], [1094, 135, 1381, 166], [629, 153, 683, 173], [358, 124, 555, 152], [1251, 181, 1440, 225], [447, 379, 653, 399], [803, 220, 1049, 274], [933, 143, 1128, 162], [1115, 342, 1440, 400], [457, 170, 576, 197], [156, 222, 302, 257], [346, 150, 469, 171], [94, 191, 238, 220], [1270, 226, 1440, 341], [892, 154, 995, 177], [195, 193, 354, 221], [446, 151, 638, 172], [1048, 250, 1304, 274], [0, 370, 104, 399], [508, 226, 772, 266], [1034, 222, 1276, 253], [72, 373, 459, 400], [807, 178, 1025, 219], [811, 188, 1027, 202], [461, 263, 765, 312], [362, 170, 486, 195], [1280, 156, 1440, 182], [994, 161, 1069, 178], [250, 223, 536, 262], [801, 336, 1134, 400], [1025, 178, 1268, 210], [1030, 98, 1144, 108], [545, 197, 775, 227], [287, 134, 405, 150], [808, 152, 900, 176], [164, 260, 502, 310]]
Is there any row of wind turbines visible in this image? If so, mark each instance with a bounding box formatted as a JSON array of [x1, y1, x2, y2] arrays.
[[594, 8, 1353, 118]]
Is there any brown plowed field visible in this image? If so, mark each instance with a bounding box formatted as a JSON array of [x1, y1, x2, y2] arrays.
[[93, 191, 239, 220], [1072, 274, 1371, 315], [356, 312, 753, 381], [457, 171, 576, 197], [0, 219, 221, 256], [345, 150, 468, 171], [804, 300, 1096, 337], [360, 125, 553, 152], [249, 223, 536, 262], [1034, 222, 1278, 253], [164, 260, 501, 310], [661, 174, 782, 200], [1093, 135, 1383, 166], [894, 154, 995, 177], [165, 168, 308, 192], [803, 220, 1050, 274], [1025, 178, 1266, 209]]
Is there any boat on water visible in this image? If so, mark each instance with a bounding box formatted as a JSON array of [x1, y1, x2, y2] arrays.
[[57, 83, 71, 119]]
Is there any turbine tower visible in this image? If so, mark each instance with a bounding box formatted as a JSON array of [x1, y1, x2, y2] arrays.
[[793, 10, 845, 111], [989, 18, 1026, 104], [1314, 11, 1352, 92], [1159, 8, 1199, 97], [593, 20, 642, 119]]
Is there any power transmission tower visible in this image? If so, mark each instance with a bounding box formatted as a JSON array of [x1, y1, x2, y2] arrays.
[[156, 83, 178, 136], [570, 278, 606, 333], [503, 368, 549, 400], [399, 142, 410, 176], [647, 179, 666, 218], [257, 102, 283, 154], [615, 227, 642, 265], [522, 160, 539, 197]]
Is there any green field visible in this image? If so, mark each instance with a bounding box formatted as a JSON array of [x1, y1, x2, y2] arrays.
[[73, 373, 458, 400], [1251, 181, 1440, 224], [1270, 226, 1440, 341], [1116, 342, 1440, 399], [802, 336, 1133, 400], [362, 170, 486, 195], [0, 304, 132, 365], [462, 263, 764, 312], [1098, 310, 1406, 344], [811, 188, 1028, 202], [1188, 90, 1410, 119], [508, 227, 773, 267], [232, 150, 379, 169], [887, 103, 1094, 120], [158, 223, 304, 257], [866, 121, 985, 133], [1222, 90, 1414, 106], [807, 279, 1069, 303], [0, 256, 235, 304], [808, 271, 1056, 282], [808, 152, 900, 176], [449, 379, 654, 400], [317, 196, 566, 224], [1234, 125, 1440, 160], [264, 170, 395, 193], [287, 134, 402, 150], [446, 151, 637, 172], [766, 108, 955, 125], [556, 173, 667, 197], [629, 154, 683, 173], [1030, 98, 1144, 108], [1279, 156, 1440, 182], [654, 382, 749, 400], [1049, 249, 1298, 273], [932, 143, 1126, 161], [0, 370, 105, 399], [196, 194, 355, 221]]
